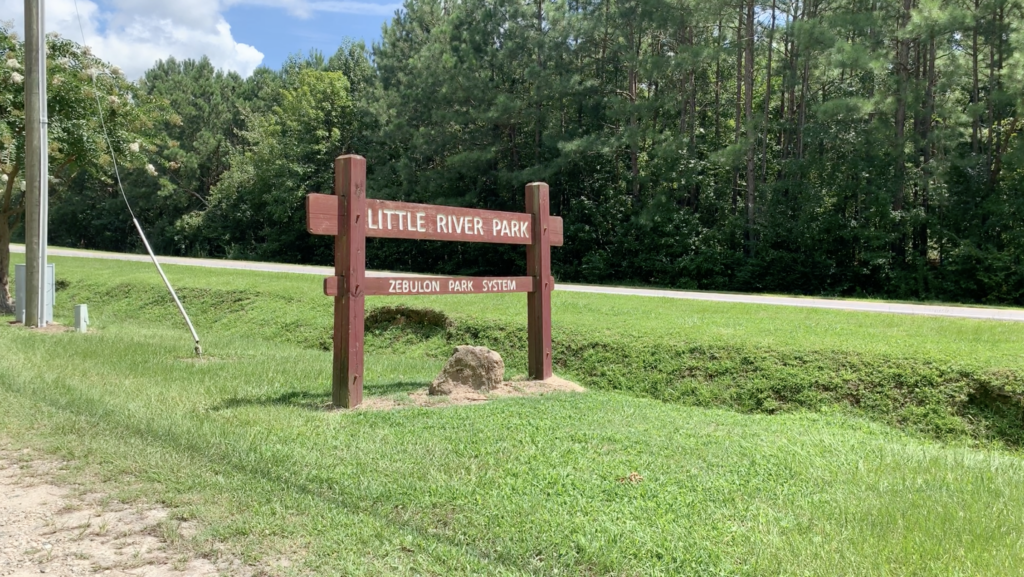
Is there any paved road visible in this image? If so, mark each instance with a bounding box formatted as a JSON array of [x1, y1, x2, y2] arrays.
[[14, 244, 1024, 322]]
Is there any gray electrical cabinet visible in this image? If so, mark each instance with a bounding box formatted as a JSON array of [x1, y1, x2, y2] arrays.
[[14, 263, 54, 324]]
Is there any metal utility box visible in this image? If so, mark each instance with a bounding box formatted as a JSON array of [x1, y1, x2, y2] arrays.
[[14, 263, 54, 324], [74, 304, 89, 333]]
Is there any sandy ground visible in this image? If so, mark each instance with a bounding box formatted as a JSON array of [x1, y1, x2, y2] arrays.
[[358, 375, 585, 410], [0, 449, 251, 577]]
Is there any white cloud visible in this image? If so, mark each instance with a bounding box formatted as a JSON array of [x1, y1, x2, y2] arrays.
[[0, 0, 402, 78], [0, 0, 264, 78], [223, 0, 402, 18]]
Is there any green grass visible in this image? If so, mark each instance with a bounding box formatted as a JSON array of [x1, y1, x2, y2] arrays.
[[2, 254, 1024, 575], [32, 254, 1024, 445]]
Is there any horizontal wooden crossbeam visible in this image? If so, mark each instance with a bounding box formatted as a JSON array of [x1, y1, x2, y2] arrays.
[[307, 195, 564, 246], [324, 275, 545, 297]]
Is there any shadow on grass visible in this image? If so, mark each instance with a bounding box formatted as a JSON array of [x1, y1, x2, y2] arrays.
[[212, 381, 426, 411], [366, 381, 427, 396]]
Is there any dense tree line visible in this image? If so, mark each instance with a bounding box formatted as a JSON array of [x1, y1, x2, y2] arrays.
[[40, 0, 1024, 303]]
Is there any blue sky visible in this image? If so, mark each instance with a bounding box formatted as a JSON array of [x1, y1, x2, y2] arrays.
[[0, 0, 401, 78], [224, 3, 396, 70]]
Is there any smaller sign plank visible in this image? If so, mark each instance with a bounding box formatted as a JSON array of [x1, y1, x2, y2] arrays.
[[324, 276, 538, 297], [307, 195, 564, 246]]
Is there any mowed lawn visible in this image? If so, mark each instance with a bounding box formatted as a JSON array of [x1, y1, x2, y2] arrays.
[[2, 254, 1024, 575]]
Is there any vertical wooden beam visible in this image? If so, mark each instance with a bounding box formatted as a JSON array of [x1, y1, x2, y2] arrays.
[[333, 155, 367, 408], [526, 182, 553, 381]]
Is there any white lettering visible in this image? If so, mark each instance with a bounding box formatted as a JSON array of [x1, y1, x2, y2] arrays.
[[482, 279, 518, 292], [521, 221, 530, 238], [454, 216, 464, 234], [384, 209, 396, 229], [474, 217, 483, 235], [396, 210, 406, 231], [368, 209, 378, 229], [492, 219, 501, 235], [388, 279, 442, 294], [511, 221, 520, 237], [437, 214, 447, 233], [417, 212, 426, 232], [500, 220, 511, 237]]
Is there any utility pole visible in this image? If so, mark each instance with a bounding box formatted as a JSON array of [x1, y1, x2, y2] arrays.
[[24, 0, 48, 327]]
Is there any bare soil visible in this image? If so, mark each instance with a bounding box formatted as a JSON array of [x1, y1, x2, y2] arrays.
[[5, 322, 72, 334], [358, 375, 585, 410], [0, 448, 252, 577]]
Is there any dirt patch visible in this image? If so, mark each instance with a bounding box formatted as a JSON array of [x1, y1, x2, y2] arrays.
[[6, 321, 73, 334], [358, 375, 585, 410], [176, 356, 228, 364], [0, 448, 254, 577]]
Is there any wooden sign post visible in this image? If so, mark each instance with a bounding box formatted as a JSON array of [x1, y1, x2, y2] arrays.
[[307, 155, 563, 408]]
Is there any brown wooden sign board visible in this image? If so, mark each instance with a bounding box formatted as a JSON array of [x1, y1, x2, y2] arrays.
[[307, 155, 559, 408]]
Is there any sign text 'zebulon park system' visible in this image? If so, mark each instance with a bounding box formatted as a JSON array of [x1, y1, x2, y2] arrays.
[[307, 155, 563, 408]]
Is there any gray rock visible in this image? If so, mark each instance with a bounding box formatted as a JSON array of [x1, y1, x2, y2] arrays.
[[430, 346, 505, 395]]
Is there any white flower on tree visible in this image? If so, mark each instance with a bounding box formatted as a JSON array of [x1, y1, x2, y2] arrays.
[[10, 72, 23, 84], [129, 142, 140, 153], [6, 59, 20, 70], [146, 164, 158, 176]]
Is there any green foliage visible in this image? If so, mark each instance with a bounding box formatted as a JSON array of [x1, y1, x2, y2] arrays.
[[174, 67, 355, 261], [38, 0, 1024, 305]]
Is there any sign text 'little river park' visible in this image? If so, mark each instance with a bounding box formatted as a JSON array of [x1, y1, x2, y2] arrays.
[[307, 155, 563, 408]]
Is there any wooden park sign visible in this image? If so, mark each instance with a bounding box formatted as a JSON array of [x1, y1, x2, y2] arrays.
[[307, 155, 563, 408]]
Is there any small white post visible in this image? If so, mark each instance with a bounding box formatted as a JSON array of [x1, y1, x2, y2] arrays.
[[74, 304, 89, 333]]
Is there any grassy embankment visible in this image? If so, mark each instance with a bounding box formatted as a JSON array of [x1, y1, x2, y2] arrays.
[[2, 253, 1024, 575]]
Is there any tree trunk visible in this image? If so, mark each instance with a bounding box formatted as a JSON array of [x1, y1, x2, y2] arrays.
[[762, 0, 777, 178], [733, 4, 743, 213], [917, 37, 936, 261], [535, 0, 544, 164], [971, 0, 980, 154], [0, 215, 12, 315], [894, 0, 912, 211], [990, 3, 1005, 185], [715, 18, 722, 145], [745, 0, 756, 254], [797, 59, 808, 160], [790, 0, 806, 159], [0, 163, 19, 314], [629, 18, 642, 201], [679, 31, 689, 136]]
